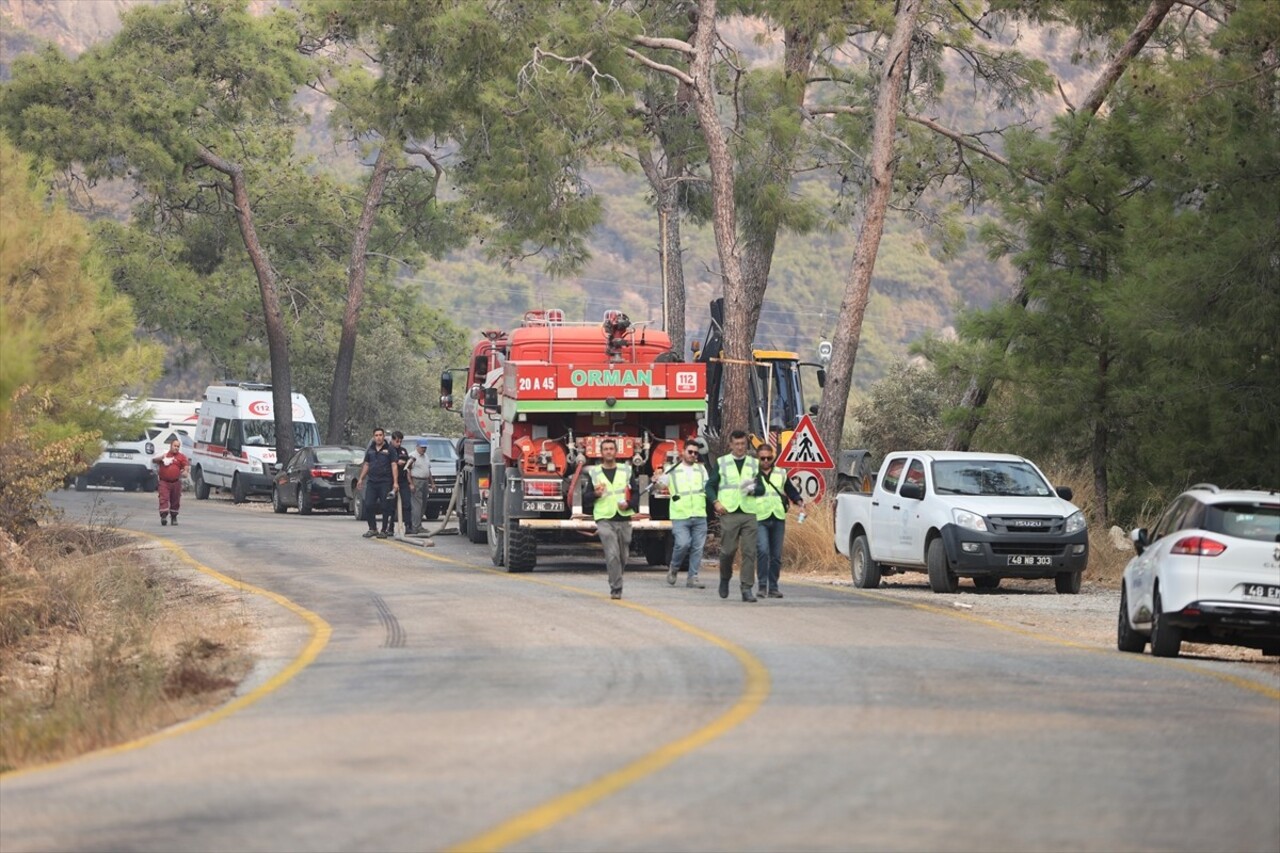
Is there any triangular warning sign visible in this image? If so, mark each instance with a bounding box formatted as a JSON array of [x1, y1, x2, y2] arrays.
[[778, 414, 833, 470]]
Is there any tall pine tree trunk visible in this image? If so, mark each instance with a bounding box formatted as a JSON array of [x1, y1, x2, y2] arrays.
[[327, 146, 393, 443], [815, 0, 922, 483], [198, 146, 296, 463]]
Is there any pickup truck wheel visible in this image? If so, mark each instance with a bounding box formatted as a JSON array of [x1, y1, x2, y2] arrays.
[[1116, 585, 1146, 653], [193, 468, 210, 500], [926, 539, 958, 594], [850, 534, 881, 589], [272, 486, 288, 513], [74, 475, 89, 492], [1054, 571, 1082, 595], [231, 473, 247, 504], [973, 576, 1001, 590], [425, 506, 441, 521], [143, 474, 159, 493], [1149, 590, 1182, 658], [506, 522, 537, 573]]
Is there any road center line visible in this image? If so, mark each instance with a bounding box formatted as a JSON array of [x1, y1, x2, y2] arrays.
[[388, 541, 771, 853]]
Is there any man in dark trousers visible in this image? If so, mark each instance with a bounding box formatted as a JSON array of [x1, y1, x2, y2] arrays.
[[588, 438, 639, 600], [354, 427, 398, 539], [706, 429, 765, 602], [151, 438, 190, 526], [390, 431, 413, 536], [754, 446, 805, 599]]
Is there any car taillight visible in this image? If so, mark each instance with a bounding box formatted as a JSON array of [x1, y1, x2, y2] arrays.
[[310, 468, 335, 479], [1170, 536, 1227, 556], [523, 479, 561, 497]]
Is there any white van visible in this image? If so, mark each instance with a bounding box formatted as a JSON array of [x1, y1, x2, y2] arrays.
[[192, 383, 320, 503], [74, 396, 202, 492]]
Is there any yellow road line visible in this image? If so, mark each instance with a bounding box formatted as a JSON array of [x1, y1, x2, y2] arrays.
[[388, 541, 770, 853], [801, 579, 1280, 701], [1, 532, 332, 781]]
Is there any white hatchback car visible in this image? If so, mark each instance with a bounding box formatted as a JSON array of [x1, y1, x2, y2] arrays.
[[1118, 485, 1280, 658]]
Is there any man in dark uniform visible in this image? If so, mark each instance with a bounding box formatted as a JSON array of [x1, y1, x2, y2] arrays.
[[354, 427, 398, 539], [390, 431, 413, 536]]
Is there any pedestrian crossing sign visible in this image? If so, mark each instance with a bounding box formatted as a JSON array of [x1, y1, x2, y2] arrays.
[[778, 414, 833, 470]]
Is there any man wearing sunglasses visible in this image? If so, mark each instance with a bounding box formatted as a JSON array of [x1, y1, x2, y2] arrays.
[[660, 438, 710, 589], [754, 447, 805, 599]]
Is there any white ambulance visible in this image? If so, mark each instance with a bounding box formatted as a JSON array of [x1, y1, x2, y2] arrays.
[[191, 383, 320, 503]]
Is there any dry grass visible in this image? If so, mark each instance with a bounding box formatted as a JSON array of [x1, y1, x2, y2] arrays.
[[0, 522, 255, 773]]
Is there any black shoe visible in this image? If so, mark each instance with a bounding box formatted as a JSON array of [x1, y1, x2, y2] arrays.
[[610, 589, 622, 600], [742, 589, 758, 603], [160, 516, 168, 526], [718, 578, 730, 599], [362, 530, 377, 539], [170, 517, 178, 526], [377, 531, 390, 539], [768, 589, 783, 598]]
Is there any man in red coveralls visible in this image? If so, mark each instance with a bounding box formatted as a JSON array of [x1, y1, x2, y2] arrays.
[[152, 438, 190, 526]]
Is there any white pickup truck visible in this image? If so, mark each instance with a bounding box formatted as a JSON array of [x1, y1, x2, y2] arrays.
[[834, 451, 1089, 594]]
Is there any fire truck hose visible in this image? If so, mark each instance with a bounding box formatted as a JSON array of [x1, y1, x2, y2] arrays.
[[565, 458, 587, 516], [423, 469, 465, 537]]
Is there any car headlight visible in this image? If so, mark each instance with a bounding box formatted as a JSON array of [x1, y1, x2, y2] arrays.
[[1064, 510, 1086, 534], [952, 508, 988, 532]]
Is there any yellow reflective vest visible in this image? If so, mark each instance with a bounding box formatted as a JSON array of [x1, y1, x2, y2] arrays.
[[668, 463, 709, 520], [755, 468, 790, 521], [716, 455, 759, 514], [590, 463, 635, 520]]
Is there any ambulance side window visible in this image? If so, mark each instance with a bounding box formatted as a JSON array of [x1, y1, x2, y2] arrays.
[[213, 418, 237, 452]]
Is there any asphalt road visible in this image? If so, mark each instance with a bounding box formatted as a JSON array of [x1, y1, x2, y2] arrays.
[[3, 489, 1278, 853]]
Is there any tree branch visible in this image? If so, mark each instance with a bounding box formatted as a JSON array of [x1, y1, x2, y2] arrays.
[[1077, 0, 1176, 119], [624, 47, 694, 86]]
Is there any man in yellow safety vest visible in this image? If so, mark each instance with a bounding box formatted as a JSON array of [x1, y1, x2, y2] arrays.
[[659, 437, 710, 589], [708, 430, 766, 602], [590, 438, 639, 600]]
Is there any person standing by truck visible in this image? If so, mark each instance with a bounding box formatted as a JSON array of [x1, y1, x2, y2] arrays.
[[661, 438, 709, 589], [407, 439, 435, 535], [754, 447, 804, 599], [390, 431, 413, 536], [152, 438, 189, 526], [590, 438, 639, 600], [354, 428, 398, 539], [707, 430, 765, 602]]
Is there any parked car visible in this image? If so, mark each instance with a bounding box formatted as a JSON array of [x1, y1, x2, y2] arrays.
[[344, 434, 459, 523], [74, 426, 195, 493], [272, 445, 365, 514], [1118, 484, 1280, 658]]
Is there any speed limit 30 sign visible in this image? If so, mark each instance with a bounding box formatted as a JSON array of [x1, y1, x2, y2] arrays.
[[787, 470, 825, 505]]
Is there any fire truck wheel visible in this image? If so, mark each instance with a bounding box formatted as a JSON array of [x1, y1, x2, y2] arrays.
[[643, 532, 674, 566], [468, 476, 487, 545], [505, 523, 537, 573], [488, 518, 505, 567]]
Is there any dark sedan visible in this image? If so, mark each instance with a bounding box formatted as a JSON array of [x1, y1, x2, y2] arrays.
[[272, 445, 365, 514]]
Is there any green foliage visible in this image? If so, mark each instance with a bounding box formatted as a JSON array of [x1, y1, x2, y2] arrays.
[[0, 138, 161, 535], [945, 1, 1280, 520], [847, 360, 965, 459]]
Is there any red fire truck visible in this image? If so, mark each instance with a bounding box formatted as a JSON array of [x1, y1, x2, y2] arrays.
[[441, 309, 706, 572]]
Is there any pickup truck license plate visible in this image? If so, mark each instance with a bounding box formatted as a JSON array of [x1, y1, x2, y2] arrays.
[[1007, 555, 1052, 567], [1243, 583, 1280, 601]]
